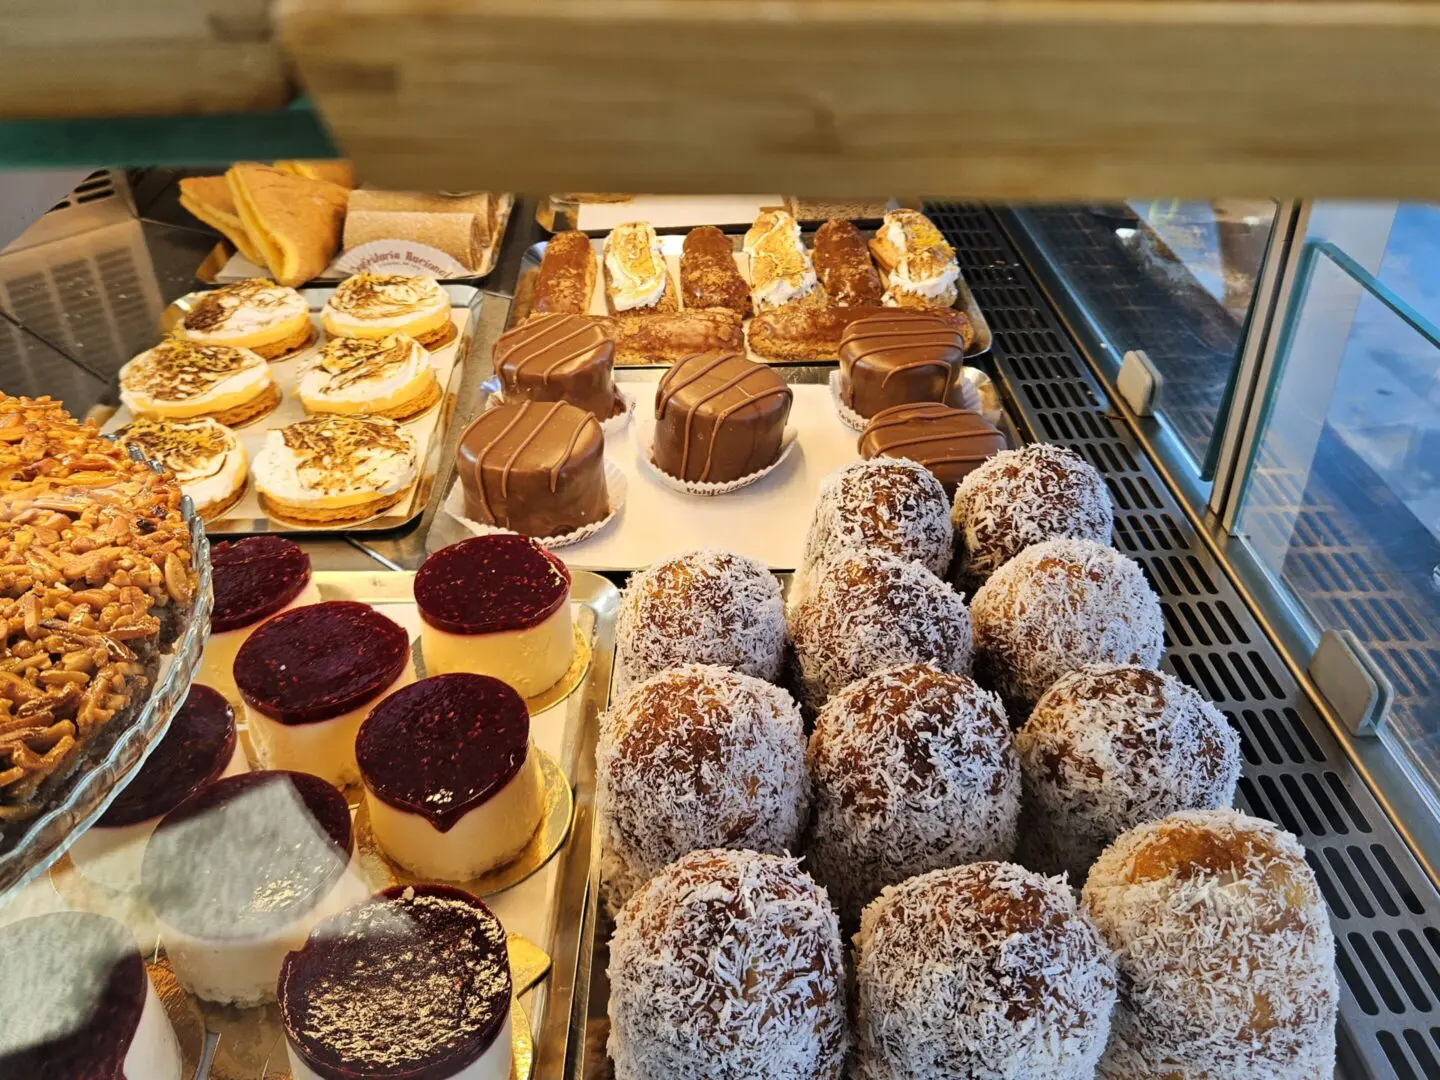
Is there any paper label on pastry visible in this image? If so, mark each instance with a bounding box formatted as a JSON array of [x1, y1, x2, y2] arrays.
[[325, 241, 472, 279]]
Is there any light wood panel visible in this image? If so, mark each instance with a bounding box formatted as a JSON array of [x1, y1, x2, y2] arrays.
[[278, 0, 1440, 198], [1, 1, 288, 119]]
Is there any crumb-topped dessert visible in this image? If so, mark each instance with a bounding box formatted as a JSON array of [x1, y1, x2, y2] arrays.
[[358, 674, 545, 879], [0, 911, 183, 1079], [279, 884, 513, 1080], [235, 601, 414, 786], [416, 535, 574, 697], [120, 339, 279, 427], [321, 272, 453, 348], [116, 415, 249, 521], [254, 413, 419, 526], [298, 333, 440, 422], [0, 395, 195, 837], [142, 770, 369, 1006], [174, 278, 312, 360]]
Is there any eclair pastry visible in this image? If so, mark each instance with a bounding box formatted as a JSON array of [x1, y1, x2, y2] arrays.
[[298, 333, 440, 422], [532, 229, 597, 316], [321, 272, 454, 349], [680, 226, 749, 315], [120, 338, 279, 427], [116, 416, 249, 521], [748, 302, 973, 362], [603, 222, 677, 316], [174, 279, 313, 360], [743, 209, 820, 312], [616, 309, 744, 365], [253, 413, 419, 526], [814, 219, 883, 305]]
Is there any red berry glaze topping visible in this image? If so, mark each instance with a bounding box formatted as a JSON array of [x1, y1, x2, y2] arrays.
[[210, 535, 312, 633], [414, 535, 570, 635]]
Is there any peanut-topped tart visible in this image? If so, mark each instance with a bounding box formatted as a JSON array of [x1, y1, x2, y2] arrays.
[[120, 338, 279, 427], [298, 333, 440, 422], [320, 272, 454, 348], [0, 395, 195, 839], [253, 413, 419, 526], [173, 278, 312, 360], [116, 416, 249, 521]]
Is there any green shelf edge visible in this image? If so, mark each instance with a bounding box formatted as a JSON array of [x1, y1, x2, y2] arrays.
[[0, 99, 338, 168]]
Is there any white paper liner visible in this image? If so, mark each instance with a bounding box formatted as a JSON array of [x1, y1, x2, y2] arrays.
[[482, 385, 634, 437], [442, 460, 625, 549], [829, 369, 869, 432], [634, 410, 798, 496]]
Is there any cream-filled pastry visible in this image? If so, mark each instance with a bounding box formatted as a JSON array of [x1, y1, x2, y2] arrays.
[[120, 339, 279, 426], [173, 278, 313, 360], [872, 209, 961, 308], [233, 601, 414, 787], [358, 675, 545, 879], [0, 912, 183, 1079], [320, 272, 453, 348], [115, 416, 249, 521], [415, 535, 574, 698], [141, 771, 370, 1006], [279, 885, 513, 1080], [200, 536, 321, 703], [298, 333, 439, 422], [253, 413, 418, 527], [743, 209, 819, 311], [603, 222, 675, 314]]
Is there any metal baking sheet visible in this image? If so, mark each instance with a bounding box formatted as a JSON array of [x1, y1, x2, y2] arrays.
[[111, 284, 488, 536], [509, 232, 993, 365]]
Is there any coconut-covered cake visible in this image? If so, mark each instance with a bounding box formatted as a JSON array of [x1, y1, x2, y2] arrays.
[[853, 861, 1117, 1080], [608, 849, 847, 1080], [806, 663, 1019, 925], [614, 549, 785, 690], [596, 665, 807, 914], [1016, 664, 1242, 882], [1082, 810, 1338, 1079]]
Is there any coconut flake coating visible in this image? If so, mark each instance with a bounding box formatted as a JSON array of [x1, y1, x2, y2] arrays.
[[853, 861, 1117, 1080], [1016, 665, 1241, 884], [802, 458, 954, 581], [789, 550, 972, 710], [971, 537, 1163, 716], [952, 443, 1112, 589], [596, 664, 808, 914], [615, 549, 785, 691], [608, 849, 847, 1080], [807, 663, 1019, 926], [1082, 810, 1338, 1079]]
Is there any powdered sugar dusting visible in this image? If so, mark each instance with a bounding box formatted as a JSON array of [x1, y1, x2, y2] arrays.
[[952, 444, 1112, 589], [1082, 810, 1338, 1078], [608, 849, 847, 1080], [789, 550, 973, 710], [807, 662, 1019, 926], [596, 664, 808, 914], [616, 549, 786, 692], [853, 861, 1117, 1080], [802, 458, 954, 582], [970, 537, 1163, 715], [1016, 665, 1241, 882]]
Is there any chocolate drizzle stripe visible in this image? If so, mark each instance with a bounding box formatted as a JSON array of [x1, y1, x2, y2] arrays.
[[655, 352, 736, 420], [870, 431, 998, 462], [470, 403, 533, 520], [500, 401, 563, 499], [874, 357, 954, 388], [551, 412, 598, 492], [699, 380, 793, 482], [508, 322, 600, 383]]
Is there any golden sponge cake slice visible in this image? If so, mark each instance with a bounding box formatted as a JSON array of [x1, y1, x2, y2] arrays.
[[227, 163, 348, 288], [178, 175, 268, 267]]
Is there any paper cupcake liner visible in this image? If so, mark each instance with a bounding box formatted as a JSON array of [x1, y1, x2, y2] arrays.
[[634, 412, 798, 496], [443, 461, 625, 549], [829, 370, 869, 432], [482, 383, 634, 437]]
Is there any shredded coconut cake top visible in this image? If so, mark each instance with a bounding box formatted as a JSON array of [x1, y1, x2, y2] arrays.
[[596, 664, 808, 914], [853, 860, 1116, 1080], [615, 548, 785, 691], [806, 662, 1019, 925], [803, 458, 954, 581], [1082, 809, 1338, 1079], [608, 848, 847, 1080]]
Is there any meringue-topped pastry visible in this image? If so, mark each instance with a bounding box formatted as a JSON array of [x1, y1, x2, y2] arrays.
[[174, 278, 313, 359], [603, 222, 675, 314], [321, 272, 454, 348], [120, 338, 280, 427], [253, 413, 419, 526], [871, 209, 952, 271], [115, 416, 249, 521], [743, 209, 819, 311], [298, 333, 440, 422], [0, 912, 183, 1080], [278, 884, 513, 1080], [871, 209, 961, 309]]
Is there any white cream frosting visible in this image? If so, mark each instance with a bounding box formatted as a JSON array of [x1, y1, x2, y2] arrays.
[[744, 210, 817, 310], [253, 419, 418, 506], [177, 281, 309, 340], [321, 274, 449, 332], [186, 439, 248, 514], [604, 223, 667, 311], [298, 337, 431, 408], [888, 251, 961, 300]]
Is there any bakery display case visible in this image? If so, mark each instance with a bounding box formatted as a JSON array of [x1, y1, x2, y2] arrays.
[[2, 155, 1440, 1080]]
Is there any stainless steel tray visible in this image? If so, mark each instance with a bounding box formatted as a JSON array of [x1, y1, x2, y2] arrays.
[[125, 284, 489, 536], [509, 233, 993, 365]]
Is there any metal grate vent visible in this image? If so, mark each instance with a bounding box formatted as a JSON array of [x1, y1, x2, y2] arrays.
[[926, 202, 1440, 1080]]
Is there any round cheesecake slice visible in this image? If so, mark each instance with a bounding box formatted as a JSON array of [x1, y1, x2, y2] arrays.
[[201, 536, 321, 703], [0, 912, 183, 1080], [416, 536, 574, 698], [70, 684, 247, 891], [279, 884, 513, 1080], [235, 601, 415, 786], [358, 674, 545, 880], [141, 771, 369, 1006]]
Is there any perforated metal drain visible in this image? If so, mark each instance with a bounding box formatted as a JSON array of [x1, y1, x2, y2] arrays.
[[927, 202, 1440, 1080]]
